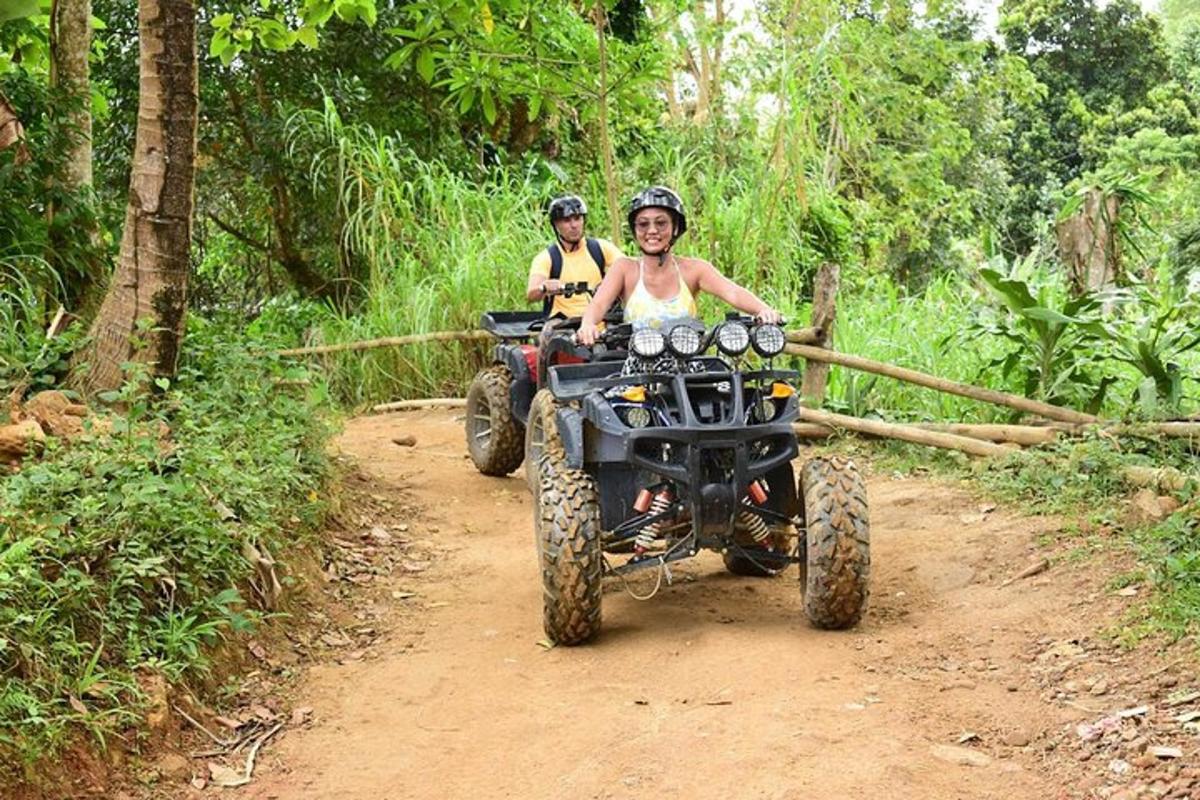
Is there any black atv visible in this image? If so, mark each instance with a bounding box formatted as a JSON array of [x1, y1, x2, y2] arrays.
[[524, 316, 870, 645], [464, 282, 623, 488]]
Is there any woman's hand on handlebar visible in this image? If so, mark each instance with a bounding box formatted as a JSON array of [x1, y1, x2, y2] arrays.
[[755, 307, 784, 325], [577, 319, 600, 346]]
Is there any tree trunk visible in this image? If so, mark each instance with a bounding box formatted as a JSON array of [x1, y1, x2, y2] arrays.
[[220, 76, 336, 303], [0, 92, 30, 164], [81, 0, 197, 394], [1057, 187, 1121, 295], [50, 0, 105, 311], [49, 0, 93, 189], [593, 2, 621, 243]]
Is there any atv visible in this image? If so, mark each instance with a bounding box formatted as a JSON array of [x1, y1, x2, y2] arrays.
[[524, 316, 870, 645], [464, 282, 624, 488]]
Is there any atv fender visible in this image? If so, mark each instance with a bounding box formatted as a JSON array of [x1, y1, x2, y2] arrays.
[[555, 406, 585, 469], [494, 344, 536, 426]]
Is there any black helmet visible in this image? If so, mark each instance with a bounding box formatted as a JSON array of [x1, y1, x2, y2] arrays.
[[548, 195, 588, 224], [628, 185, 687, 240]]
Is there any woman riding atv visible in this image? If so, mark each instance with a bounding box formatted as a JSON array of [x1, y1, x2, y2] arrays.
[[577, 186, 782, 346]]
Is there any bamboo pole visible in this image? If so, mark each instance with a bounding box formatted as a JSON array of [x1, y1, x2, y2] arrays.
[[784, 326, 823, 345], [373, 398, 467, 413], [784, 343, 1099, 425], [909, 423, 1058, 446], [276, 330, 492, 358], [795, 407, 1013, 458], [792, 421, 1060, 447]]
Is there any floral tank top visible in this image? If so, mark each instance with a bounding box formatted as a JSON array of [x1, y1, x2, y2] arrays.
[[623, 258, 699, 329]]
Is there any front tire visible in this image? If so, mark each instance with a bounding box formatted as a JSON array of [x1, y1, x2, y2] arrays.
[[524, 388, 565, 493], [465, 365, 524, 476], [801, 456, 870, 630], [537, 455, 602, 645]]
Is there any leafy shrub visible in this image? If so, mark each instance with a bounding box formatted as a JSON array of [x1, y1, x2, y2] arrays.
[[0, 320, 334, 774]]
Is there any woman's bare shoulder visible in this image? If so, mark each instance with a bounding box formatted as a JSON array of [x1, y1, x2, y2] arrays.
[[677, 255, 717, 274]]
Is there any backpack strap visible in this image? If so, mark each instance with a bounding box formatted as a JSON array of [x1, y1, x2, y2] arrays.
[[543, 244, 563, 315], [585, 238, 605, 276]]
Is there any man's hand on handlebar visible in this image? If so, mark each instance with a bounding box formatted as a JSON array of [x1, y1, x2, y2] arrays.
[[541, 279, 563, 297]]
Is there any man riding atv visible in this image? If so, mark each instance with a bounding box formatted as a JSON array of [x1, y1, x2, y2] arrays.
[[527, 194, 622, 333]]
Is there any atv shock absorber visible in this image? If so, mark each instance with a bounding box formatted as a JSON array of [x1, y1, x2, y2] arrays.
[[635, 489, 673, 554], [740, 479, 772, 546], [738, 505, 772, 546]]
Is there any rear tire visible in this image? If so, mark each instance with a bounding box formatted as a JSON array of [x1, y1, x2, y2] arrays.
[[800, 456, 870, 630], [465, 365, 524, 476], [537, 455, 602, 645], [524, 388, 565, 493]]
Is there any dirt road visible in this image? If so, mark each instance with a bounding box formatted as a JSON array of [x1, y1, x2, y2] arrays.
[[245, 410, 1091, 800]]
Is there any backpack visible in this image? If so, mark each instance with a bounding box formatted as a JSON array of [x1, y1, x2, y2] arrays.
[[544, 238, 605, 316]]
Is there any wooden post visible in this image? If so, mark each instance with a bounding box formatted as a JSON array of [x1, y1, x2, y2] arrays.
[[800, 262, 839, 407]]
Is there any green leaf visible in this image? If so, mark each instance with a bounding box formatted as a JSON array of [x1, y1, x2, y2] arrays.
[[211, 12, 234, 29], [527, 93, 542, 121], [480, 87, 496, 124], [1022, 306, 1085, 325], [458, 86, 475, 114], [296, 25, 318, 48], [0, 0, 38, 25], [416, 47, 435, 83]]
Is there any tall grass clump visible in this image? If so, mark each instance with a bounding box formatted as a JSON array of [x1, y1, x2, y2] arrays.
[[0, 321, 334, 776]]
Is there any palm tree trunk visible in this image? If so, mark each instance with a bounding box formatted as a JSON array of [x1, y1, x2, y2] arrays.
[[81, 0, 197, 394]]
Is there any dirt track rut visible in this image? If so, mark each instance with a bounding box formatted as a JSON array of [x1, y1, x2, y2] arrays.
[[245, 410, 1090, 799]]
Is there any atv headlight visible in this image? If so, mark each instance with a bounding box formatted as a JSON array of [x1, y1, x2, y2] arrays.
[[666, 324, 703, 357], [752, 324, 786, 357], [753, 395, 778, 423], [621, 405, 652, 428], [630, 328, 665, 359], [715, 322, 749, 356]]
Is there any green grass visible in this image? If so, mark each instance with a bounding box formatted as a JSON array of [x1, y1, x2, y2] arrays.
[[0, 319, 335, 778]]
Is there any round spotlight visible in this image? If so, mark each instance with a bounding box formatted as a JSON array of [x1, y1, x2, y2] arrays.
[[667, 324, 703, 357], [622, 405, 652, 428], [630, 328, 666, 359], [715, 322, 750, 356], [752, 324, 786, 357], [753, 396, 777, 423]]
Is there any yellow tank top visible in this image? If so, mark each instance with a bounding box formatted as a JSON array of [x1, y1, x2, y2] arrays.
[[623, 258, 698, 329]]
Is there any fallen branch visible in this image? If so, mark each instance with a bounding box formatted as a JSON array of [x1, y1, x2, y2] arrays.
[[276, 330, 491, 357], [795, 407, 1012, 458], [373, 398, 467, 413], [1000, 558, 1049, 587], [1122, 466, 1196, 492], [783, 343, 1099, 425]]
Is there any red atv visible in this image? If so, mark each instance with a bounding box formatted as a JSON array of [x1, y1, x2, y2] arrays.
[[464, 283, 621, 487]]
